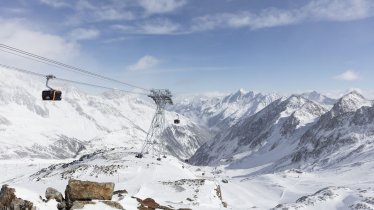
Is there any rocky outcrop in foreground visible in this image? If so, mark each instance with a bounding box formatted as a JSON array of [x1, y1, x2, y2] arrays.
[[3, 179, 195, 210], [65, 179, 115, 208], [45, 179, 122, 210], [0, 185, 34, 210]]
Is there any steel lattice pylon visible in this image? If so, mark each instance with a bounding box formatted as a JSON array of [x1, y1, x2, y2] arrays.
[[136, 89, 173, 159]]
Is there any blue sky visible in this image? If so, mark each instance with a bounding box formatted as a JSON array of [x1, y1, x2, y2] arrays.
[[0, 0, 374, 95]]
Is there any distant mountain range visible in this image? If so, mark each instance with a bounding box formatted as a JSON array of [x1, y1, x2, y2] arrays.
[[189, 90, 374, 174], [2, 67, 374, 174]]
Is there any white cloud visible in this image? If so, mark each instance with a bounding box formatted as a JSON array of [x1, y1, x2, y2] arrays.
[[69, 28, 100, 41], [140, 19, 180, 34], [39, 0, 71, 8], [54, 0, 135, 25], [192, 10, 301, 31], [0, 18, 79, 63], [305, 0, 374, 21], [138, 0, 186, 14], [113, 19, 181, 35], [334, 70, 360, 81], [192, 0, 374, 31], [128, 55, 159, 71], [0, 18, 114, 92]]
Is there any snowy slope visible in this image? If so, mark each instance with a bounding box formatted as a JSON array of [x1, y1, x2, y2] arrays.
[[301, 91, 337, 108], [191, 95, 328, 167], [6, 147, 227, 210], [172, 89, 281, 130], [291, 91, 374, 169], [2, 144, 374, 210], [0, 68, 209, 159], [2, 69, 374, 210], [172, 89, 335, 131]]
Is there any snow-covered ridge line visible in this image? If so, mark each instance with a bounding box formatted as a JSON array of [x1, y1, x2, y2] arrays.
[[190, 91, 374, 175]]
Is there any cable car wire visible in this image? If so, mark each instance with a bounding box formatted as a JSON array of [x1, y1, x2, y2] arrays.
[[0, 43, 150, 92], [0, 48, 85, 73], [0, 63, 148, 95]]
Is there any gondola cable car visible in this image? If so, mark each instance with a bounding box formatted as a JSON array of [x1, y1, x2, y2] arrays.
[[42, 75, 62, 101], [174, 114, 180, 124]]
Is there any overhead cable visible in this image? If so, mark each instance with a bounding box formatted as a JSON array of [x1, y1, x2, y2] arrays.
[[0, 44, 150, 92], [0, 63, 148, 95]]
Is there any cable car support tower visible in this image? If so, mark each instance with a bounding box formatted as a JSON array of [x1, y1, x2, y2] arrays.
[[136, 89, 173, 160], [0, 44, 180, 160]]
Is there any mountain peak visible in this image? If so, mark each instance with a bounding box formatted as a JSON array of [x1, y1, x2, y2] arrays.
[[344, 90, 365, 99], [285, 94, 308, 105], [238, 88, 247, 94], [301, 91, 336, 106], [331, 91, 371, 115], [223, 89, 250, 103]]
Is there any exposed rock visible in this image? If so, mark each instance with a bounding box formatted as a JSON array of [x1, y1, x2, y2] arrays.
[[57, 201, 67, 210], [134, 197, 174, 210], [46, 187, 64, 202], [10, 198, 34, 210], [215, 185, 227, 208], [65, 179, 115, 209], [142, 198, 159, 209], [0, 185, 34, 210], [65, 179, 114, 201], [0, 185, 16, 207], [113, 189, 128, 196]]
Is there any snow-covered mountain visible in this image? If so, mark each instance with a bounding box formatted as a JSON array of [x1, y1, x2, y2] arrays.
[[172, 89, 335, 132], [2, 71, 374, 209], [190, 95, 328, 167], [171, 89, 281, 131], [301, 91, 337, 108], [291, 91, 374, 168], [190, 90, 374, 177], [0, 69, 209, 159]]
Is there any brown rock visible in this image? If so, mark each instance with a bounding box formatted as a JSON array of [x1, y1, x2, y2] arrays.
[[46, 187, 64, 202], [0, 185, 16, 206], [0, 185, 34, 210], [57, 201, 67, 210], [10, 198, 34, 210], [142, 198, 159, 209], [65, 179, 114, 201]]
